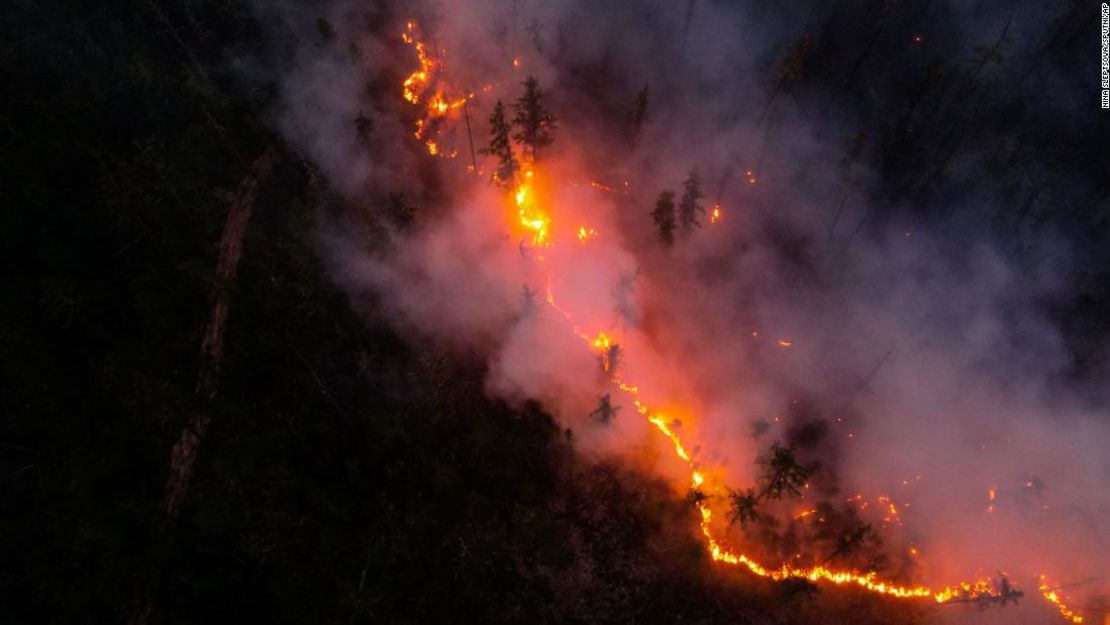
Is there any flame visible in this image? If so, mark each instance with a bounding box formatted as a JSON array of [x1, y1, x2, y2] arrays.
[[571, 317, 1025, 608], [591, 332, 612, 351], [514, 164, 550, 246], [391, 44, 1084, 624], [400, 21, 471, 156], [401, 22, 433, 105], [710, 204, 721, 224], [1039, 576, 1084, 623]]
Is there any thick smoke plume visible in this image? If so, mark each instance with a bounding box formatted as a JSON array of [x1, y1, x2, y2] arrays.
[[260, 1, 1109, 622]]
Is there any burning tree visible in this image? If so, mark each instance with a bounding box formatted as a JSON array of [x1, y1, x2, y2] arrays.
[[511, 76, 557, 161], [600, 343, 620, 378], [481, 99, 516, 185], [650, 190, 677, 245], [678, 169, 705, 231]]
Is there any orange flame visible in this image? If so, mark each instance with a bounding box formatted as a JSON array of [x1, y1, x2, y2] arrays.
[[393, 46, 1081, 624], [1039, 575, 1084, 623], [514, 164, 550, 246], [400, 21, 471, 156]]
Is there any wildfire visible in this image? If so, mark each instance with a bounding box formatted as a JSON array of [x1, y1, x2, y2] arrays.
[[392, 37, 1084, 624], [401, 22, 431, 105], [400, 21, 471, 156], [570, 322, 1039, 610], [1039, 576, 1084, 624], [591, 332, 612, 351], [514, 164, 551, 246]]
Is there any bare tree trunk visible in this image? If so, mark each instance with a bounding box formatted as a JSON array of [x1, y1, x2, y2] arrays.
[[129, 142, 282, 625]]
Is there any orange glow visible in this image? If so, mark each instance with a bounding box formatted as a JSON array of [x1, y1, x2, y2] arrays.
[[710, 204, 721, 224], [401, 22, 433, 105], [591, 332, 611, 351], [1039, 575, 1084, 623], [400, 21, 472, 156], [513, 164, 550, 246], [390, 48, 1080, 623], [512, 56, 521, 68]]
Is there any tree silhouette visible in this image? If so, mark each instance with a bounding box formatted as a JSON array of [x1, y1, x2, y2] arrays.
[[760, 442, 816, 500], [650, 190, 677, 245], [678, 169, 705, 230], [588, 393, 620, 424], [728, 488, 761, 528], [511, 76, 557, 161], [480, 100, 516, 185], [600, 343, 620, 377]]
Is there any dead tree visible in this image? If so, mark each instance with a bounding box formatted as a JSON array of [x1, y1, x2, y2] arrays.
[[129, 142, 282, 625]]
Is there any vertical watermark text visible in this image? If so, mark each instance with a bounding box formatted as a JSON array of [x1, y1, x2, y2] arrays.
[[1102, 3, 1109, 108]]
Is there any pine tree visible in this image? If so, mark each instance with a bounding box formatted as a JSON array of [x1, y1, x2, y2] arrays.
[[480, 100, 516, 185], [650, 190, 677, 245], [678, 169, 705, 230], [588, 393, 620, 424], [760, 442, 817, 500], [511, 76, 557, 161], [728, 488, 761, 528]]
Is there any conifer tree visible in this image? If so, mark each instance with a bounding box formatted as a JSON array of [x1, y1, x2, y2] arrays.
[[588, 393, 620, 424], [511, 76, 557, 161], [480, 100, 516, 184], [761, 442, 816, 500], [650, 190, 677, 245], [678, 169, 705, 230], [728, 488, 761, 528]]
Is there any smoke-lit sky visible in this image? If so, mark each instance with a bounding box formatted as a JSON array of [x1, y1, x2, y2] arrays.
[[257, 1, 1109, 621]]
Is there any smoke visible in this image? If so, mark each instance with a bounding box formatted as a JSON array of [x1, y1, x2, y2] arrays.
[[257, 0, 1109, 621]]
